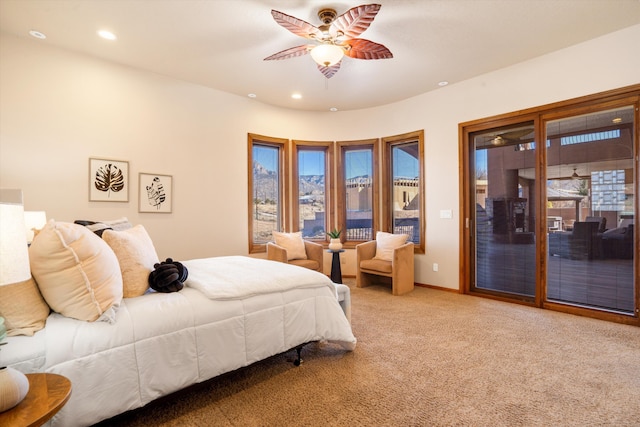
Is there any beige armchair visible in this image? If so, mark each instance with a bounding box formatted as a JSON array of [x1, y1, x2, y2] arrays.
[[356, 239, 414, 295], [267, 240, 324, 272]]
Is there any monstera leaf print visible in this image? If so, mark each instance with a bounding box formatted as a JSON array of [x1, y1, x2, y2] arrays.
[[94, 163, 125, 197]]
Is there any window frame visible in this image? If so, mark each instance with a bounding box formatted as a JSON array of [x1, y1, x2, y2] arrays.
[[336, 138, 380, 248], [247, 133, 289, 254], [382, 130, 426, 254], [292, 140, 334, 243]]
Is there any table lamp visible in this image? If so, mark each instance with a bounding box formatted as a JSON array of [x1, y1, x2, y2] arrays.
[[0, 189, 31, 412]]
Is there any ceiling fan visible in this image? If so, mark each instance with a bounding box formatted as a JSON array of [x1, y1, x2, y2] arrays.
[[264, 3, 393, 79], [487, 128, 534, 146]]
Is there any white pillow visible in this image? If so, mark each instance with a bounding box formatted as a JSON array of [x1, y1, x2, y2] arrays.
[[103, 225, 159, 298], [29, 220, 122, 322], [373, 231, 409, 261], [272, 231, 307, 261]]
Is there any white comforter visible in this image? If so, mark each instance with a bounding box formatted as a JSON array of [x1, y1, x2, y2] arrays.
[[6, 256, 355, 427], [184, 256, 337, 299]]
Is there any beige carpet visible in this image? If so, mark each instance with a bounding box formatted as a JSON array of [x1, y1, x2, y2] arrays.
[[95, 281, 640, 426]]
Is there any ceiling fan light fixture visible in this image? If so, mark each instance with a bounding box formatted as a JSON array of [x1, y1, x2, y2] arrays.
[[310, 44, 344, 67], [491, 136, 504, 146]]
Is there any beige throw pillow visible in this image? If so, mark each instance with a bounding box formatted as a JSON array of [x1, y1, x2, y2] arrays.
[[373, 231, 409, 262], [103, 225, 159, 298], [29, 220, 123, 322], [0, 277, 50, 336], [272, 231, 307, 261]]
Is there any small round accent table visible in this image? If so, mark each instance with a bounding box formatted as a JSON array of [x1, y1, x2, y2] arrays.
[[327, 249, 345, 284], [0, 373, 72, 427]]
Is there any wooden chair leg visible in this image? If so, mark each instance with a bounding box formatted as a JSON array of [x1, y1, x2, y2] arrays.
[[357, 271, 374, 288], [392, 267, 414, 295]]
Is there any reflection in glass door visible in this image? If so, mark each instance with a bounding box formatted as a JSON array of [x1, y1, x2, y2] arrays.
[[471, 122, 537, 299], [546, 106, 636, 313]]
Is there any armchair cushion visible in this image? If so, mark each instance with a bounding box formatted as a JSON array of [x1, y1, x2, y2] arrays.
[[289, 259, 321, 271], [585, 216, 607, 233], [373, 232, 409, 261], [360, 259, 392, 274], [272, 231, 307, 261]]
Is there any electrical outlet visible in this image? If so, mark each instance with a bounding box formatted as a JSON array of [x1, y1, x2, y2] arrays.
[[433, 263, 438, 272]]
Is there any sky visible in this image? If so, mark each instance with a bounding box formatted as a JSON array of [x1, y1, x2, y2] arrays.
[[476, 150, 487, 173], [254, 146, 419, 178]]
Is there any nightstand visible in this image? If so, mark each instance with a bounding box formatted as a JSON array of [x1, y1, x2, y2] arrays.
[[0, 373, 71, 427]]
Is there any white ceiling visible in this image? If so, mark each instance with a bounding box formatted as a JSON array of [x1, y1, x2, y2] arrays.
[[1, 0, 639, 112]]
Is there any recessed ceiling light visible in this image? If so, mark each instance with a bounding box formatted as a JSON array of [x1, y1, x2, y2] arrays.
[[438, 81, 449, 87], [248, 93, 257, 98], [612, 117, 622, 124], [329, 107, 338, 112], [97, 30, 117, 41], [291, 93, 302, 100], [29, 30, 46, 39]]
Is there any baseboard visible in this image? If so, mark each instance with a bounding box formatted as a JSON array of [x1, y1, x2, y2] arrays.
[[415, 282, 460, 293]]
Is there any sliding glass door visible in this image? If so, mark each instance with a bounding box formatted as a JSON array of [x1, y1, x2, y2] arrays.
[[462, 86, 639, 325], [545, 105, 636, 314]]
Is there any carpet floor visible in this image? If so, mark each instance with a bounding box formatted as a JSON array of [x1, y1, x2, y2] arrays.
[[95, 280, 640, 426]]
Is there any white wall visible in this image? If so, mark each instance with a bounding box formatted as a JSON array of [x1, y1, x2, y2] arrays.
[[1, 25, 639, 289]]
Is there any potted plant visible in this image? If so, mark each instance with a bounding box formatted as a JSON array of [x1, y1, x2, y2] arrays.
[[327, 229, 342, 251]]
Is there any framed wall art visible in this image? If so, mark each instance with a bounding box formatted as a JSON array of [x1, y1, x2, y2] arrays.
[[89, 157, 129, 202], [139, 173, 173, 213]]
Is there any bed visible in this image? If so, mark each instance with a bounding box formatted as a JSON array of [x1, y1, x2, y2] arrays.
[[0, 221, 355, 427]]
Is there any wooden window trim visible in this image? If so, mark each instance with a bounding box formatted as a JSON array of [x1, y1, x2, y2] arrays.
[[291, 140, 334, 243], [247, 133, 289, 254], [382, 130, 426, 254]]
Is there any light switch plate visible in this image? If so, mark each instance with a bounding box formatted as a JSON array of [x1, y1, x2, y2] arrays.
[[440, 209, 453, 219]]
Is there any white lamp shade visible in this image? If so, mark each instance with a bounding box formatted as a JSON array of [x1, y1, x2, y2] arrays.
[[310, 44, 344, 67], [24, 211, 47, 244], [0, 189, 31, 285]]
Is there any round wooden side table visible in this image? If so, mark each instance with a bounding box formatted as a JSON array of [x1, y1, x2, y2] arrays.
[[0, 373, 71, 427]]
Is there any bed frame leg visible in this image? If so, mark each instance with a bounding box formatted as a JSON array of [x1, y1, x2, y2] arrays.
[[293, 344, 304, 366]]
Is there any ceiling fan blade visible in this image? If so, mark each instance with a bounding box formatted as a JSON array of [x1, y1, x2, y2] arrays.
[[318, 61, 341, 79], [271, 9, 323, 40], [264, 44, 313, 61], [331, 4, 381, 39], [499, 129, 534, 140], [343, 39, 393, 60]]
